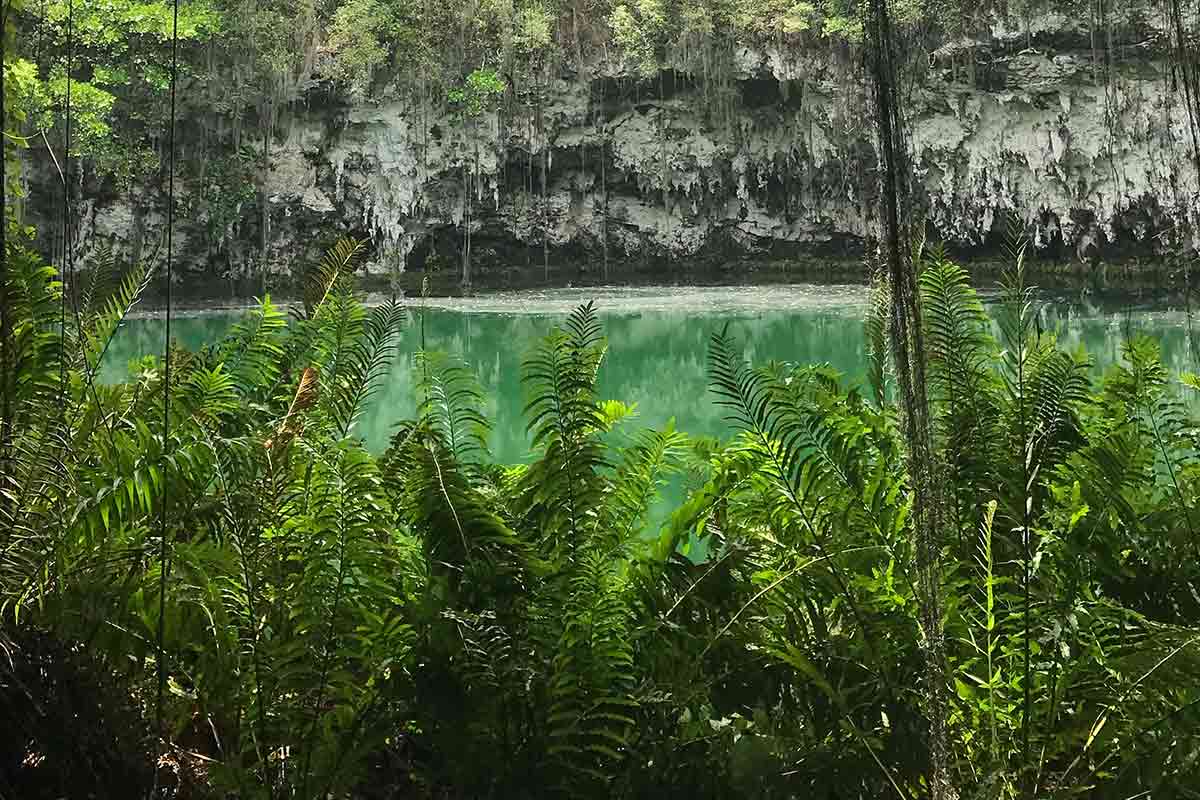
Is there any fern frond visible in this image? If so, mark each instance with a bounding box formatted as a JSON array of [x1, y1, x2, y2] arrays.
[[267, 440, 407, 798], [518, 302, 609, 554], [382, 421, 524, 589], [327, 298, 407, 439], [865, 271, 891, 408], [3, 251, 64, 425], [1024, 341, 1092, 469], [998, 229, 1037, 366], [709, 332, 858, 533], [1106, 337, 1200, 556], [306, 287, 365, 435], [603, 423, 688, 551], [269, 237, 368, 402], [219, 294, 288, 399], [523, 301, 606, 450], [78, 242, 117, 324], [302, 236, 367, 320], [78, 256, 156, 382], [546, 550, 637, 793], [920, 250, 995, 408], [180, 364, 240, 427], [417, 349, 491, 464]]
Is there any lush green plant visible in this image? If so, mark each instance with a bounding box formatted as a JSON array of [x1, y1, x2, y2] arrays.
[[448, 67, 509, 119], [325, 0, 430, 98], [3, 236, 1200, 798], [0, 237, 414, 798], [16, 0, 220, 179]]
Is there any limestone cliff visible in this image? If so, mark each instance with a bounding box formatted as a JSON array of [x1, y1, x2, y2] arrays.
[[50, 1, 1200, 281]]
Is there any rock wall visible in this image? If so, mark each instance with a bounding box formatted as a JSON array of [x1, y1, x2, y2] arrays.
[[48, 2, 1200, 281]]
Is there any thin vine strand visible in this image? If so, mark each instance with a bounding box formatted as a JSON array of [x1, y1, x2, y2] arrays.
[[151, 0, 180, 791]]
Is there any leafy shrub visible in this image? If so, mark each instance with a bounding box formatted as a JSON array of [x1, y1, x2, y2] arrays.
[[2, 236, 1200, 798]]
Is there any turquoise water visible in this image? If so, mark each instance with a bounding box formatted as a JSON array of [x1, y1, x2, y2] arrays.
[[103, 285, 1200, 461]]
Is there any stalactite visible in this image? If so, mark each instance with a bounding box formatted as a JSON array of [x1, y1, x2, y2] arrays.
[[1090, 1, 1098, 86], [527, 111, 533, 268], [572, 4, 581, 67], [463, 162, 472, 288], [659, 70, 668, 215], [258, 98, 272, 274], [539, 73, 548, 281], [420, 77, 427, 182], [598, 80, 609, 281], [497, 91, 507, 215]]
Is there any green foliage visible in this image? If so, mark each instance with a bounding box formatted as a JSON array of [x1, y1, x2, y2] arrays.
[[325, 0, 422, 97], [415, 349, 492, 464], [186, 148, 259, 244], [610, 0, 669, 77], [2, 237, 414, 799], [513, 1, 555, 57], [4, 235, 1200, 799], [448, 67, 508, 119], [733, 0, 817, 37], [46, 73, 116, 155], [44, 0, 222, 45], [13, 0, 220, 180], [3, 58, 48, 131]]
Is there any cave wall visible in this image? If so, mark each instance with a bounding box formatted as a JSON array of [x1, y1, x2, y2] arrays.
[[49, 1, 1200, 282]]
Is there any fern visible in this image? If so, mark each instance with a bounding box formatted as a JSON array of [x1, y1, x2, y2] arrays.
[[603, 423, 688, 552], [996, 222, 1042, 777], [708, 328, 901, 700], [327, 298, 407, 439], [77, 242, 117, 326], [416, 350, 491, 465], [865, 271, 892, 408], [546, 550, 637, 793], [382, 421, 524, 591], [1023, 340, 1092, 470], [518, 302, 609, 555], [8, 232, 1200, 799], [77, 254, 156, 384], [523, 301, 606, 451], [1107, 336, 1200, 558], [709, 331, 870, 555], [219, 294, 288, 399], [270, 237, 368, 402], [179, 365, 241, 427], [301, 237, 368, 321], [920, 250, 994, 407], [3, 251, 63, 422], [1, 252, 69, 622]]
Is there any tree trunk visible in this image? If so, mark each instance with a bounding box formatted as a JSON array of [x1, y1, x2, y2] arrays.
[[866, 0, 954, 798]]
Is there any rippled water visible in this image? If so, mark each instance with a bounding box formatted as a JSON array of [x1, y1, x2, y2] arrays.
[[106, 284, 1200, 462]]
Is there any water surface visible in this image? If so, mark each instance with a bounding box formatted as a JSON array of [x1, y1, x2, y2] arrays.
[[105, 285, 1200, 462]]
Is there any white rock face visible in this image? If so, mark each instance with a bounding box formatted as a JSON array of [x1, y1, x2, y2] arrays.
[[60, 2, 1200, 278]]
